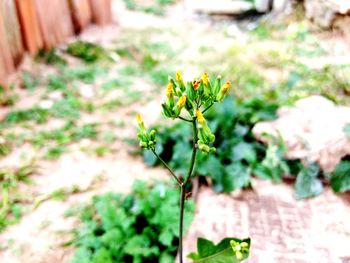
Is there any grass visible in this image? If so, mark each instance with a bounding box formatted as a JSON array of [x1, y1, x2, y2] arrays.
[[0, 163, 36, 232], [36, 48, 67, 65], [0, 86, 17, 106], [66, 41, 107, 63], [123, 0, 175, 15]]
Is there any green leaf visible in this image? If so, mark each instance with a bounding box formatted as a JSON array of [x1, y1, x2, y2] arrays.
[[330, 160, 350, 193], [91, 248, 113, 263], [294, 163, 323, 199], [188, 237, 251, 263], [159, 252, 175, 263], [224, 163, 251, 191], [159, 228, 174, 246], [232, 142, 256, 163]]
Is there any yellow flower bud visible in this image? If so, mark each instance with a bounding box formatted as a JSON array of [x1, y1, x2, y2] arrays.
[[221, 81, 231, 94], [196, 109, 205, 124], [192, 79, 201, 90], [236, 251, 243, 261], [176, 70, 183, 83], [201, 72, 209, 86], [166, 82, 174, 98], [136, 113, 143, 125], [216, 81, 232, 101], [176, 95, 186, 108]]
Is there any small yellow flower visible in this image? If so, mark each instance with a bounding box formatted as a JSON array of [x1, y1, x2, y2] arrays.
[[201, 72, 209, 86], [221, 81, 231, 94], [176, 70, 183, 83], [136, 113, 143, 125], [166, 82, 174, 97], [192, 79, 201, 90], [196, 109, 205, 124], [176, 95, 186, 107]]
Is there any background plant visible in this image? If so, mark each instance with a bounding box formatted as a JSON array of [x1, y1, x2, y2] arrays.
[[0, 163, 36, 232], [137, 71, 250, 262], [69, 180, 194, 263]]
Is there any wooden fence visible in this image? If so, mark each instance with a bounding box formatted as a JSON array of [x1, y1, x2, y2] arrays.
[[0, 0, 112, 85]]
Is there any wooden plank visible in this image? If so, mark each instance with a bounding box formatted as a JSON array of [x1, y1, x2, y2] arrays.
[[69, 0, 92, 32], [0, 0, 24, 65], [89, 0, 112, 26], [34, 0, 74, 49], [0, 11, 15, 86], [15, 0, 43, 55]]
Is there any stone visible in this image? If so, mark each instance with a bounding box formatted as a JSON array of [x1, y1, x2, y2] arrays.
[[255, 0, 271, 13], [304, 0, 350, 28], [183, 183, 350, 262], [189, 0, 254, 15], [253, 96, 350, 172]]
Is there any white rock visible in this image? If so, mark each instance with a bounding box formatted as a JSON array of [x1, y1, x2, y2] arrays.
[[48, 91, 63, 100], [304, 0, 350, 28], [78, 85, 94, 98], [253, 96, 350, 172], [255, 0, 271, 12], [190, 0, 253, 15], [39, 100, 54, 109]]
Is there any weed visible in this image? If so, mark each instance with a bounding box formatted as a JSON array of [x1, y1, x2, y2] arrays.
[[0, 163, 36, 232], [69, 181, 194, 263], [51, 97, 82, 119], [137, 71, 251, 262], [36, 48, 67, 65], [66, 41, 107, 63], [47, 74, 67, 91], [101, 78, 133, 91], [45, 146, 67, 159], [22, 72, 40, 90], [0, 86, 17, 106], [93, 145, 111, 157], [63, 66, 105, 84], [4, 107, 50, 124]]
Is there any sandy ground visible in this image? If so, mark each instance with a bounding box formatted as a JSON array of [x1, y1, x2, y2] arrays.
[[183, 181, 350, 263]]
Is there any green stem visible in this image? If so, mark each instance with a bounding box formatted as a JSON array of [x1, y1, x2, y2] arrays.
[[152, 149, 183, 186], [179, 117, 198, 263], [202, 103, 214, 114], [179, 116, 192, 122]]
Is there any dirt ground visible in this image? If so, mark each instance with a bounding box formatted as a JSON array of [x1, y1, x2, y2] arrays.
[[1, 0, 350, 263], [184, 181, 350, 263]]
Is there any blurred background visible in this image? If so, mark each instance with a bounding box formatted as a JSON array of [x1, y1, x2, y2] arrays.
[[0, 0, 350, 262]]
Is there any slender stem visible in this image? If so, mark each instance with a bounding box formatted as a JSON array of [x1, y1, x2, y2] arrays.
[[152, 149, 183, 186], [179, 116, 192, 122], [184, 119, 198, 185], [179, 118, 198, 263], [179, 186, 185, 263], [202, 103, 214, 114]]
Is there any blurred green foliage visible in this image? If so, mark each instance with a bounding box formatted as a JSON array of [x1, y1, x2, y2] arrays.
[[66, 41, 107, 63], [0, 163, 36, 232], [69, 181, 194, 263]]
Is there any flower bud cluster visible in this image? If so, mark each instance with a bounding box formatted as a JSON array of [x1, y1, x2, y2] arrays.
[[230, 240, 249, 261], [136, 113, 157, 150], [138, 71, 232, 154]]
